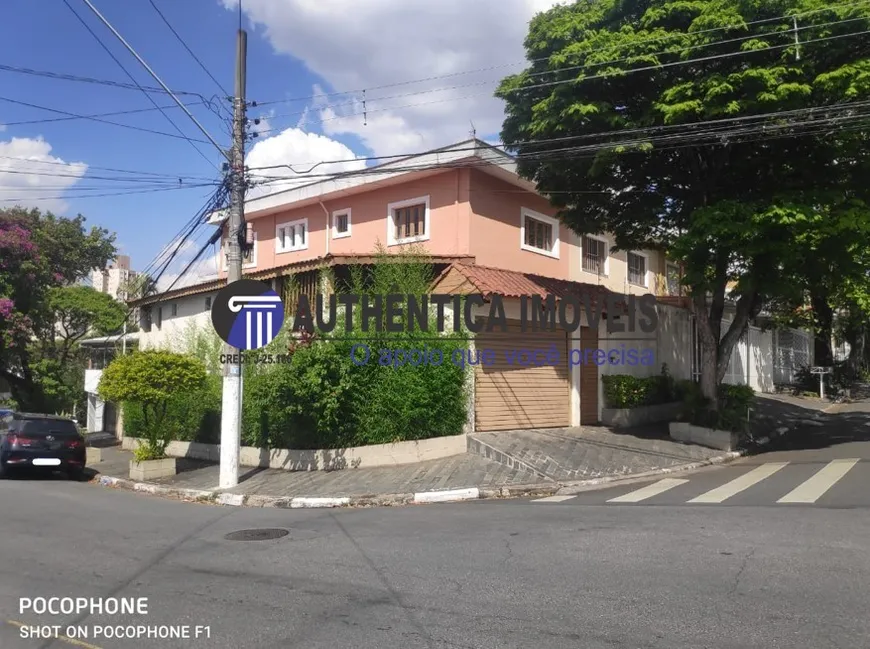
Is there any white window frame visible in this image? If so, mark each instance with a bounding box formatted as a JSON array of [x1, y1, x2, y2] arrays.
[[666, 262, 682, 295], [276, 218, 309, 254], [581, 234, 609, 277], [222, 230, 257, 270], [627, 251, 650, 288], [332, 208, 351, 239], [387, 195, 430, 246], [519, 207, 560, 259]]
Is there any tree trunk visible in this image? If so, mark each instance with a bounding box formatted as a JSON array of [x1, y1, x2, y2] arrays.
[[846, 320, 867, 373], [811, 293, 834, 367], [693, 299, 720, 411], [693, 289, 760, 412]]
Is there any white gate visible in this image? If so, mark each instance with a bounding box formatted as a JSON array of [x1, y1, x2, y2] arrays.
[[773, 328, 813, 385]]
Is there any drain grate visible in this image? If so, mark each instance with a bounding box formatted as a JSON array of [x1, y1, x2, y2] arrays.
[[224, 528, 289, 541]]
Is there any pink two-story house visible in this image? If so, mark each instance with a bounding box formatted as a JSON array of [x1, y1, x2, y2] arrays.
[[134, 139, 686, 432]]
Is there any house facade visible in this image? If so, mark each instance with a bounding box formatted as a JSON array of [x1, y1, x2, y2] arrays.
[[131, 139, 811, 432]]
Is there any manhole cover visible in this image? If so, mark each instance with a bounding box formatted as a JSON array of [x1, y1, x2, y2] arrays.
[[224, 528, 289, 541]]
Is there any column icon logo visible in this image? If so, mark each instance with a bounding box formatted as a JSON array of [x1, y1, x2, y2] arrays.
[[211, 279, 285, 350]]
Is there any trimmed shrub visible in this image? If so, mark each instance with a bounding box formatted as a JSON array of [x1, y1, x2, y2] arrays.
[[601, 365, 677, 408], [99, 350, 207, 459], [680, 382, 756, 435], [122, 372, 221, 445], [240, 245, 470, 450]]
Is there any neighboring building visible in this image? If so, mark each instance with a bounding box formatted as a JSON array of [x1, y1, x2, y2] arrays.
[[80, 333, 138, 436], [91, 255, 139, 301], [129, 139, 813, 431]]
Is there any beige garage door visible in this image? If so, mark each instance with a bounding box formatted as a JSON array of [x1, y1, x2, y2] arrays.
[[474, 320, 570, 431]]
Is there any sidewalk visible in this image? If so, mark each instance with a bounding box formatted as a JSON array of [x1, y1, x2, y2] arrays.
[[87, 421, 739, 508]]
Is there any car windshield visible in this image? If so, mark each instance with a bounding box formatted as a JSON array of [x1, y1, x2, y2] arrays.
[[18, 419, 78, 436]]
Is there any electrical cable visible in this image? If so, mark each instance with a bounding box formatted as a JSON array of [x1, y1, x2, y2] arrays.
[[99, 181, 230, 347], [76, 0, 230, 163], [252, 1, 870, 109], [254, 25, 870, 140], [147, 0, 230, 98], [0, 99, 209, 127], [243, 110, 870, 202], [0, 96, 214, 145], [255, 13, 870, 127], [0, 154, 215, 183], [63, 0, 224, 170], [0, 62, 206, 97], [247, 100, 870, 173], [0, 182, 219, 204]]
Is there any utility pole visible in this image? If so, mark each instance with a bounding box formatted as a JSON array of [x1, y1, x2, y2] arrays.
[[219, 27, 247, 489]]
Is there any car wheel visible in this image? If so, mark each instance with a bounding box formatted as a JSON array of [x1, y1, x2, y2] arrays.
[[68, 467, 85, 481], [0, 460, 9, 480]]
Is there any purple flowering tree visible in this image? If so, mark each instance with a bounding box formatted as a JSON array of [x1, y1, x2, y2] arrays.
[[0, 207, 116, 411]]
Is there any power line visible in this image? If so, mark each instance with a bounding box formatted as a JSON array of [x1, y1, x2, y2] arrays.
[[243, 110, 870, 203], [0, 99, 209, 127], [0, 62, 205, 97], [255, 26, 870, 140], [63, 0, 225, 170], [76, 0, 230, 163], [0, 182, 217, 203], [0, 95, 215, 145], [0, 154, 214, 182], [252, 1, 870, 109], [101, 183, 230, 348], [256, 13, 869, 126], [147, 0, 230, 98], [247, 100, 870, 173]]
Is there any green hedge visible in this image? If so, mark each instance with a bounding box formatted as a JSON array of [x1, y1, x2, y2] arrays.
[[680, 381, 756, 434], [241, 333, 468, 450], [122, 371, 221, 445], [601, 366, 688, 408]]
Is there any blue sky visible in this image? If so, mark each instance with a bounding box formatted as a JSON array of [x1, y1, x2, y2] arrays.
[[0, 0, 553, 287]]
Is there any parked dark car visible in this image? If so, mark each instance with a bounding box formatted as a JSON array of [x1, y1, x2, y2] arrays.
[[0, 412, 86, 480]]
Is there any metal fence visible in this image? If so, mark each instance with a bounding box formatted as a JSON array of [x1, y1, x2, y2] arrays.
[[691, 318, 812, 389], [773, 328, 813, 385]]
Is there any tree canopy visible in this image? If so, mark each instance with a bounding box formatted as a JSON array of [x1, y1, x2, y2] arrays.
[[497, 0, 870, 405], [0, 207, 117, 411]]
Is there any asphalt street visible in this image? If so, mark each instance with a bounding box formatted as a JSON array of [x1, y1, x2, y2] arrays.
[[1, 451, 869, 649]]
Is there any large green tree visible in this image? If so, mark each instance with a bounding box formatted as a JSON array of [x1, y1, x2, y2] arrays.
[[497, 0, 870, 408], [0, 207, 116, 411]]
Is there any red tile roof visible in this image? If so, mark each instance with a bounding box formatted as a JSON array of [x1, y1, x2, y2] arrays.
[[432, 262, 627, 310]]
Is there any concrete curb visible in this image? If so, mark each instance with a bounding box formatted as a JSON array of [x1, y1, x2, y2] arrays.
[[89, 418, 804, 508]]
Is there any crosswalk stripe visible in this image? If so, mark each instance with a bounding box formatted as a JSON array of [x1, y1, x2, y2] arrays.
[[777, 459, 861, 504], [532, 495, 576, 503], [607, 478, 689, 503], [687, 462, 789, 504]]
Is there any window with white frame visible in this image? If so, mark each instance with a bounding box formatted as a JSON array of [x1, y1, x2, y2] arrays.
[[388, 196, 430, 245], [520, 208, 559, 258], [582, 235, 608, 275], [332, 209, 351, 239], [627, 252, 648, 287], [276, 218, 308, 253], [666, 263, 682, 295], [222, 229, 257, 269]]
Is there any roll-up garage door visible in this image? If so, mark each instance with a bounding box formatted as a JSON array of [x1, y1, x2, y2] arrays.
[[474, 320, 570, 431]]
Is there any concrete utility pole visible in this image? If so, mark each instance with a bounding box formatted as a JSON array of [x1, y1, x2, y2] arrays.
[[219, 28, 248, 490]]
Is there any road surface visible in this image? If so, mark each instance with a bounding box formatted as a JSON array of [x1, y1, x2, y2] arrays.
[[1, 444, 868, 649]]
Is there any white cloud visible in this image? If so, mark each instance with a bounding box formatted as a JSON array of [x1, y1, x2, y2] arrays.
[[0, 137, 88, 213], [244, 126, 366, 201], [156, 249, 219, 292], [223, 0, 563, 158]]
